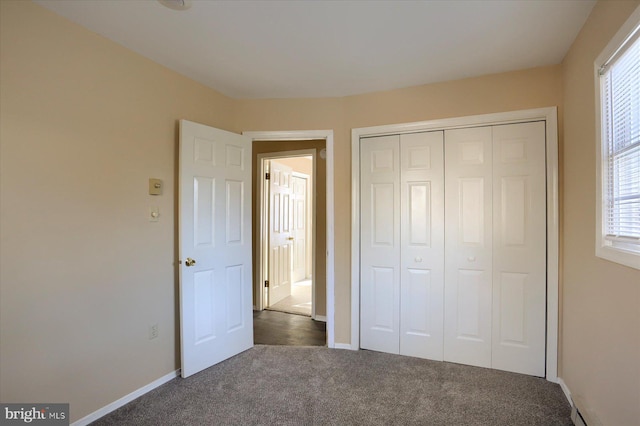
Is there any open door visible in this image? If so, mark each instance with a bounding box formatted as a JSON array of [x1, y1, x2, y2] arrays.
[[267, 160, 293, 306], [291, 173, 309, 283], [179, 120, 253, 378]]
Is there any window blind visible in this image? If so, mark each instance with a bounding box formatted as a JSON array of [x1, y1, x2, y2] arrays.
[[601, 33, 640, 243]]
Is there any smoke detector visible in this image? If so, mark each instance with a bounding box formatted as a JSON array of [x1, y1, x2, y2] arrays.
[[158, 0, 192, 11]]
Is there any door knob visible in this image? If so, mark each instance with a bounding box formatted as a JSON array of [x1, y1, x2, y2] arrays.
[[185, 257, 197, 267], [287, 237, 294, 241]]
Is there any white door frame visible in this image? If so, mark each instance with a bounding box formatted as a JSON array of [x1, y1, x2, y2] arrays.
[[350, 107, 559, 382], [256, 150, 317, 319], [244, 130, 335, 348]]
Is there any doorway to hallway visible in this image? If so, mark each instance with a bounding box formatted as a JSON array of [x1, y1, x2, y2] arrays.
[[252, 139, 328, 346], [253, 142, 328, 323], [263, 155, 314, 316]]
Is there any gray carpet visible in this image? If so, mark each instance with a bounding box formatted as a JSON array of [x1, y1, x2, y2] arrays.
[[92, 345, 571, 425]]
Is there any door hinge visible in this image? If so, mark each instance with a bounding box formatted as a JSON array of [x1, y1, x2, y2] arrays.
[[264, 280, 269, 287], [265, 172, 270, 180]]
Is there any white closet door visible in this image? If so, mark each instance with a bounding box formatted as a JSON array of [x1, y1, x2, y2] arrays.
[[360, 135, 401, 354], [444, 127, 493, 368], [491, 122, 546, 376], [399, 132, 445, 360]]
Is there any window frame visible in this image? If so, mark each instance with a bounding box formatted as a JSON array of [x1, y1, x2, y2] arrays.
[[594, 5, 640, 270]]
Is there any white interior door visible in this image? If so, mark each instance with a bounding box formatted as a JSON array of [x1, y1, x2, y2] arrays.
[[360, 135, 401, 354], [491, 122, 546, 376], [444, 126, 494, 369], [179, 120, 253, 378], [291, 174, 308, 283], [399, 131, 445, 360], [268, 160, 293, 306]]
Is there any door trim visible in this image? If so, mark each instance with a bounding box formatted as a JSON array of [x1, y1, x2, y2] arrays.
[[350, 107, 559, 382], [256, 150, 317, 319], [244, 130, 335, 348]]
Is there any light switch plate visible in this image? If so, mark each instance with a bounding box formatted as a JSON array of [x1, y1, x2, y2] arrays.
[[149, 206, 159, 222], [149, 178, 163, 195]]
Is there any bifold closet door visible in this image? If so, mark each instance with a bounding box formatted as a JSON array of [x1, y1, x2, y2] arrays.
[[491, 122, 546, 377], [360, 135, 401, 354], [399, 132, 445, 360], [361, 123, 545, 375], [360, 132, 445, 360], [443, 127, 494, 368], [443, 122, 546, 376]]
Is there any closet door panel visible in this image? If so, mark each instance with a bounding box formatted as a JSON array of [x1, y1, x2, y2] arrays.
[[360, 135, 401, 354], [491, 122, 546, 376], [444, 127, 493, 368], [400, 132, 445, 360]]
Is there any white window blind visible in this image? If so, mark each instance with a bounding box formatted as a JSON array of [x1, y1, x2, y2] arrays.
[[601, 32, 640, 247]]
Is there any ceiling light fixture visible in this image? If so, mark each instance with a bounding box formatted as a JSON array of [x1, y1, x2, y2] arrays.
[[158, 0, 192, 11]]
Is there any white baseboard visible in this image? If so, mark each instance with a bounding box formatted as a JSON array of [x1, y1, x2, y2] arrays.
[[558, 377, 573, 407], [71, 369, 180, 426], [313, 315, 327, 322], [333, 343, 357, 350]]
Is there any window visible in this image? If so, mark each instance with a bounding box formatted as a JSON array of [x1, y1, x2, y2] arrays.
[[596, 8, 640, 270]]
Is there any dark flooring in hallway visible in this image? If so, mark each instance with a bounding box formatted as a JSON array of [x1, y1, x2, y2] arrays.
[[253, 310, 326, 346]]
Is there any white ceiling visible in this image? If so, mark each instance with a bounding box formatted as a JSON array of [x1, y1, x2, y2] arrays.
[[34, 0, 596, 99]]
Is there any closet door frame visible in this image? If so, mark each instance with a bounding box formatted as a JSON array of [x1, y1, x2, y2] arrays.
[[350, 107, 559, 382]]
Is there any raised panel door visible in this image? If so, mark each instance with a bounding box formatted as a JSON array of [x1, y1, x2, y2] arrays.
[[291, 175, 308, 283], [360, 135, 401, 354], [268, 160, 293, 306], [179, 120, 253, 378], [399, 131, 445, 360], [444, 126, 493, 368], [491, 122, 546, 376]]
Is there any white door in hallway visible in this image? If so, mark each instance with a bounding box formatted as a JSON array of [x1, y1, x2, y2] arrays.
[[268, 160, 293, 306], [291, 174, 308, 283], [179, 120, 253, 378]]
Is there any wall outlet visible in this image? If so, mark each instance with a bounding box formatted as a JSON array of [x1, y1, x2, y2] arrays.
[[149, 324, 158, 340]]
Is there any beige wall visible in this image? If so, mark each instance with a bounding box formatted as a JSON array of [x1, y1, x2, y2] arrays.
[[561, 1, 640, 424], [277, 156, 313, 176], [0, 1, 236, 422], [251, 142, 326, 317]]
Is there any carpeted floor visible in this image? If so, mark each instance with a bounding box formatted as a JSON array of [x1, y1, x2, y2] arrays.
[[92, 345, 571, 426]]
